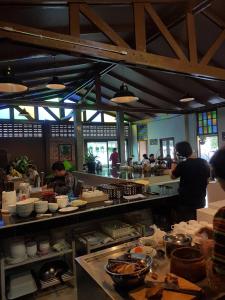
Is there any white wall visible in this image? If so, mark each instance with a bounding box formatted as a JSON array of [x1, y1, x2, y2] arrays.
[[148, 115, 186, 156], [131, 113, 197, 159]]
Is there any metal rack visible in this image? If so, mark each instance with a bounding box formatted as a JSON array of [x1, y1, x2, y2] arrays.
[[0, 240, 76, 300]]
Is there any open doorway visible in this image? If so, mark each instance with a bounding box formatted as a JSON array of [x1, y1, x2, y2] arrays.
[[138, 141, 147, 161], [160, 137, 175, 159], [198, 135, 218, 161]]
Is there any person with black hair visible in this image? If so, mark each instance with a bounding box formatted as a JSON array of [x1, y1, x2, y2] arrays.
[[197, 147, 225, 292], [149, 154, 156, 164], [171, 141, 210, 221], [48, 161, 77, 196]]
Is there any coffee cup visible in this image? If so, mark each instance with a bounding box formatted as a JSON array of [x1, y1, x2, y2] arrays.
[[10, 239, 26, 259], [56, 195, 68, 208]]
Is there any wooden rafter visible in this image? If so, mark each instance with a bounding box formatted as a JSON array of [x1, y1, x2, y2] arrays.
[[144, 3, 187, 61], [69, 3, 80, 37], [186, 12, 198, 63], [134, 3, 146, 52], [79, 3, 130, 48], [200, 29, 225, 65]]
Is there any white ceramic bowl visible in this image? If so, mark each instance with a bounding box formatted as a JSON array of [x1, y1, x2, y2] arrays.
[[48, 203, 58, 213], [10, 240, 26, 259], [56, 196, 68, 208], [16, 200, 34, 217], [34, 201, 48, 214], [8, 205, 16, 215]]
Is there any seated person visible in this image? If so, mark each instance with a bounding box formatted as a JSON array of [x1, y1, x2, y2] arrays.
[[27, 164, 40, 187], [149, 154, 156, 164], [142, 154, 150, 165], [48, 161, 77, 196]]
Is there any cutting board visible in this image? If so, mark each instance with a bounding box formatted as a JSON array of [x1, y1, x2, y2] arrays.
[[129, 275, 201, 300], [129, 287, 197, 300]]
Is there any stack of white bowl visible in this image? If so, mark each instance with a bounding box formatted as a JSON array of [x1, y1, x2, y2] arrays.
[[16, 200, 34, 218]]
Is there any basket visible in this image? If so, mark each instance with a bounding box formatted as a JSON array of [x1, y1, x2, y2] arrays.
[[114, 182, 144, 196], [98, 184, 123, 200]]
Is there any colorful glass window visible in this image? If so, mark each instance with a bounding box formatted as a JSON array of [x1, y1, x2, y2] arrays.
[[197, 110, 218, 135]]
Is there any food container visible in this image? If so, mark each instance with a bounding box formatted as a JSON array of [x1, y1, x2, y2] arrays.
[[34, 201, 48, 214], [105, 254, 152, 287], [164, 233, 192, 258], [26, 241, 37, 257], [170, 247, 206, 282], [10, 239, 26, 259]]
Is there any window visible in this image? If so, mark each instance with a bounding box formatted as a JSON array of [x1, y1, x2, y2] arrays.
[[86, 110, 97, 121], [103, 113, 116, 122], [38, 107, 55, 121], [137, 124, 148, 141], [19, 106, 35, 119], [0, 108, 10, 119], [49, 108, 60, 118], [92, 113, 102, 122], [14, 108, 27, 120], [197, 110, 217, 135], [160, 137, 175, 159]]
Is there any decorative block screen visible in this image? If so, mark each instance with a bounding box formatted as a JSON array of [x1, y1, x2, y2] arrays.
[[197, 110, 218, 135], [0, 123, 42, 138], [50, 124, 129, 138]]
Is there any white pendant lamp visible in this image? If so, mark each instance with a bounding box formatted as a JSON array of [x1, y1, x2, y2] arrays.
[[111, 83, 139, 103], [0, 67, 28, 93]]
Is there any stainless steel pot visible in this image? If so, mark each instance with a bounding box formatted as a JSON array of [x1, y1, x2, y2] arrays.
[[164, 233, 192, 258]]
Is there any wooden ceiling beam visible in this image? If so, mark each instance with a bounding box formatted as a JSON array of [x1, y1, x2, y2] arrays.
[[145, 3, 187, 61], [1, 20, 225, 81], [79, 3, 130, 48], [200, 29, 225, 65], [134, 3, 146, 52], [0, 1, 189, 5], [186, 12, 198, 64]]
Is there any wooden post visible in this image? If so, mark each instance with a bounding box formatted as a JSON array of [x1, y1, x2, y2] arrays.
[[116, 111, 125, 164], [74, 109, 84, 171]]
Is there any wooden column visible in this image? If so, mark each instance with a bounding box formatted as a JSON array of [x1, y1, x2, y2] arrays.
[[116, 111, 125, 164], [74, 109, 84, 171]]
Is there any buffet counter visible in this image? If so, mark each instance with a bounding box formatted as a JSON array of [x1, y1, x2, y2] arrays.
[[0, 191, 179, 238]]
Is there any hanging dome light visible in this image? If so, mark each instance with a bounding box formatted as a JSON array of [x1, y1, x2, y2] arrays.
[[46, 76, 66, 90], [19, 108, 30, 117], [0, 67, 28, 93], [111, 83, 139, 103], [179, 93, 195, 102]]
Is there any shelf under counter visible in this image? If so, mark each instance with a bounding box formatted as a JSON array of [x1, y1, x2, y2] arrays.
[[4, 248, 73, 270]]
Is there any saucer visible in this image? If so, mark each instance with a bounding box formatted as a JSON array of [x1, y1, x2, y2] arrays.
[[6, 254, 28, 265], [59, 207, 79, 214]]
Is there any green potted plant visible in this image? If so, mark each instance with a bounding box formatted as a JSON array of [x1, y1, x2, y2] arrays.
[[12, 155, 32, 175], [85, 152, 97, 173]]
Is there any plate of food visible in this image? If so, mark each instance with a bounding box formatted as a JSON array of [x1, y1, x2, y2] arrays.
[[70, 200, 87, 207]]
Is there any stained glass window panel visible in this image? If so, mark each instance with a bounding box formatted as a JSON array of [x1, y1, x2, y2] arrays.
[[197, 110, 217, 135]]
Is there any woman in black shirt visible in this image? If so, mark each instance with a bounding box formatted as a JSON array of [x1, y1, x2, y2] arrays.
[[171, 141, 210, 221]]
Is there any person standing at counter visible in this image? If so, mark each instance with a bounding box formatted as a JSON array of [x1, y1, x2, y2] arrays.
[[171, 141, 210, 221], [48, 161, 77, 196], [109, 148, 119, 168]]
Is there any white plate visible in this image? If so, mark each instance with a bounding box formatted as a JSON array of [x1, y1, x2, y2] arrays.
[[59, 207, 79, 214]]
